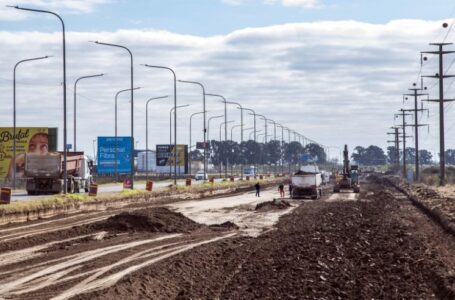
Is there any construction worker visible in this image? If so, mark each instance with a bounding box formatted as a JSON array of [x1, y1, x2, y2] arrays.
[[278, 184, 285, 198], [255, 182, 261, 197]]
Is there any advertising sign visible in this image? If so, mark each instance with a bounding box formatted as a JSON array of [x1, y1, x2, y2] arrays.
[[156, 144, 188, 174], [0, 127, 57, 180], [97, 137, 132, 174]]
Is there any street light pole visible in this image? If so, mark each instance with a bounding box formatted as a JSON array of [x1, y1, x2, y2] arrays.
[[143, 64, 178, 185], [12, 55, 49, 190], [169, 104, 190, 178], [178, 80, 208, 180], [257, 113, 268, 174], [276, 124, 285, 174], [225, 101, 244, 179], [243, 108, 257, 177], [10, 5, 68, 193], [145, 96, 168, 180], [219, 120, 234, 177], [206, 94, 229, 178], [74, 73, 104, 152], [268, 119, 278, 175], [93, 41, 135, 189], [285, 127, 291, 174], [207, 115, 224, 143], [189, 111, 205, 175], [207, 115, 223, 173], [114, 87, 141, 182]]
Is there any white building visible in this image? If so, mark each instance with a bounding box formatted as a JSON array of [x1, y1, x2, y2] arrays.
[[137, 151, 157, 172]]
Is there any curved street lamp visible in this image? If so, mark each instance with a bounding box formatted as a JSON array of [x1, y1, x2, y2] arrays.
[[169, 104, 190, 177], [9, 5, 69, 193], [93, 40, 135, 188], [206, 93, 229, 178], [74, 73, 104, 152], [114, 87, 141, 181], [12, 55, 50, 189], [179, 80, 208, 178], [145, 95, 168, 180], [189, 111, 205, 175], [143, 64, 178, 184]]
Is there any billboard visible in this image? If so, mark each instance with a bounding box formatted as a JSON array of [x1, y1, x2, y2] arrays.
[[156, 144, 188, 174], [97, 136, 132, 174], [0, 127, 57, 180]]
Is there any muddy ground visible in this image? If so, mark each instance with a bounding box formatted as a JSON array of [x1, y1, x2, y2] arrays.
[[0, 178, 454, 299]]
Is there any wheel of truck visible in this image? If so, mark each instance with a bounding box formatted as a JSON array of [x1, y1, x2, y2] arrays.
[[74, 183, 80, 193], [68, 180, 74, 193]]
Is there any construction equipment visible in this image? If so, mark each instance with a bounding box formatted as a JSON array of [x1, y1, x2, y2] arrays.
[[333, 145, 360, 193], [24, 152, 93, 195], [290, 165, 323, 200]]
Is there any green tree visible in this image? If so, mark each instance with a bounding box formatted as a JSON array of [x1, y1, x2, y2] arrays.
[[387, 146, 397, 165], [445, 149, 455, 165], [304, 143, 327, 163], [419, 149, 433, 165]]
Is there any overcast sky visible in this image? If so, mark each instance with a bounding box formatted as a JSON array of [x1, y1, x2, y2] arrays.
[[1, 0, 455, 160]]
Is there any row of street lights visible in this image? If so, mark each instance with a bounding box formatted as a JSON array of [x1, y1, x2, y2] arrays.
[[8, 5, 329, 191]]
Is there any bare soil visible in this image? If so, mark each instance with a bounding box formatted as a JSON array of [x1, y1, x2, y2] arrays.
[[90, 207, 203, 233], [1, 179, 454, 299], [76, 181, 454, 299]]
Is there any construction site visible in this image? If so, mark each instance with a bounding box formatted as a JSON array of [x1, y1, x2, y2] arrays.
[[0, 171, 454, 299]]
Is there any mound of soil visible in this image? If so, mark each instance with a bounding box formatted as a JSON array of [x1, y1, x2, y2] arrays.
[[208, 221, 239, 231], [255, 199, 291, 211], [92, 207, 203, 233]]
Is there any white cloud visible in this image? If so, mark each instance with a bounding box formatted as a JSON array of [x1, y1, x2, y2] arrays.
[[223, 0, 323, 8], [281, 0, 322, 8], [0, 0, 109, 20], [0, 19, 453, 157]]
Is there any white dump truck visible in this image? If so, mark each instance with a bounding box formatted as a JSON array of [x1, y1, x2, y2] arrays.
[[290, 165, 323, 200], [24, 152, 93, 195]]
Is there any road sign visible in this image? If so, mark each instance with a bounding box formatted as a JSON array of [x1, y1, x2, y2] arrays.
[[97, 136, 132, 174], [66, 144, 72, 150]]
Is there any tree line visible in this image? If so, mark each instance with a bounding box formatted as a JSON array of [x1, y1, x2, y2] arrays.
[[352, 145, 455, 166], [189, 141, 327, 166]]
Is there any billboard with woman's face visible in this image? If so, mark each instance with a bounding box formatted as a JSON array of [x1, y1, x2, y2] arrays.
[[0, 127, 57, 180]]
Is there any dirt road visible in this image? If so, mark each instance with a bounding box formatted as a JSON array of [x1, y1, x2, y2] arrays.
[[0, 178, 454, 299]]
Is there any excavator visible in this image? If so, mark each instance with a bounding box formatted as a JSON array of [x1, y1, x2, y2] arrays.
[[333, 145, 360, 193]]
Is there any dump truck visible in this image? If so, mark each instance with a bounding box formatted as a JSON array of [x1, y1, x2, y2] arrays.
[[290, 165, 323, 200], [24, 152, 93, 195], [333, 145, 360, 193]]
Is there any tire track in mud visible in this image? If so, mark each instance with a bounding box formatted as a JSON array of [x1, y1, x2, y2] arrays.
[[0, 232, 237, 300], [0, 215, 112, 243], [52, 233, 236, 300], [0, 234, 183, 297]]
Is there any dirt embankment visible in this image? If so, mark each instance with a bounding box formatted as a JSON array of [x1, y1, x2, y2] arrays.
[[381, 175, 455, 235], [91, 208, 203, 233], [254, 199, 291, 211], [77, 182, 454, 299]]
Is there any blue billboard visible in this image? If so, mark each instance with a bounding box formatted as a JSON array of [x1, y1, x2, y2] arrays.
[[97, 136, 132, 174]]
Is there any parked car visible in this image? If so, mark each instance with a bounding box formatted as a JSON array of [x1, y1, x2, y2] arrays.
[[194, 171, 208, 181]]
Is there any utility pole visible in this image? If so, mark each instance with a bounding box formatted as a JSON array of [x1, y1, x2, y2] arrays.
[[395, 110, 412, 178], [387, 127, 401, 171], [422, 43, 455, 185], [403, 85, 429, 181]]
